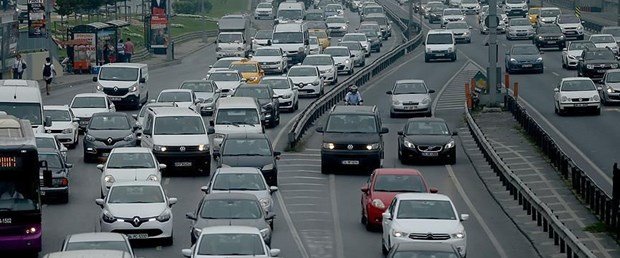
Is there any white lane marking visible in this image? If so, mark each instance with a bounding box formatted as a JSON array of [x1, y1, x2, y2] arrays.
[[275, 192, 311, 258], [279, 183, 325, 186], [330, 174, 345, 258], [446, 165, 509, 258], [432, 61, 471, 114], [163, 178, 170, 185], [552, 72, 560, 77]]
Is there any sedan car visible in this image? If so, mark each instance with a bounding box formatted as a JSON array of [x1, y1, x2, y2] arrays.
[[309, 36, 322, 55], [36, 133, 68, 161], [387, 80, 434, 117], [207, 57, 243, 76], [186, 193, 274, 245], [589, 34, 620, 55], [324, 46, 354, 75], [577, 47, 620, 81], [338, 41, 366, 67], [358, 29, 383, 52], [600, 26, 620, 43], [381, 193, 468, 257], [83, 112, 139, 163], [506, 17, 534, 40], [254, 2, 273, 19], [505, 44, 544, 74], [361, 168, 436, 231], [179, 80, 220, 116], [39, 150, 71, 203], [397, 118, 457, 164], [441, 8, 465, 28], [386, 242, 463, 258], [70, 93, 115, 131], [537, 7, 561, 25], [533, 25, 566, 50], [98, 147, 164, 197], [562, 40, 596, 69], [232, 85, 280, 128], [181, 226, 280, 258], [156, 89, 199, 112], [303, 54, 338, 85], [554, 77, 601, 115], [556, 14, 585, 40], [309, 29, 331, 50], [251, 47, 288, 74], [600, 69, 620, 105], [61, 232, 134, 258], [260, 76, 299, 112], [341, 33, 370, 54], [206, 70, 243, 96], [326, 16, 348, 36], [44, 105, 79, 149], [445, 21, 471, 43], [287, 65, 324, 97]]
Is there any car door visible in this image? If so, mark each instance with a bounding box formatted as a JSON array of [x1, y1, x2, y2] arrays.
[[382, 197, 398, 243], [140, 68, 148, 102], [141, 114, 155, 149], [361, 172, 373, 214]]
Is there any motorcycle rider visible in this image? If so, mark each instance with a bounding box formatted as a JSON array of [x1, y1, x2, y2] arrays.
[[345, 85, 363, 105]]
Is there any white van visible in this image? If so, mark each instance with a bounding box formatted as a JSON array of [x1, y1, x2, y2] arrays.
[[93, 63, 149, 109], [209, 97, 264, 148], [276, 2, 305, 24], [424, 29, 457, 62], [216, 32, 249, 59], [272, 23, 310, 64], [0, 80, 50, 133]]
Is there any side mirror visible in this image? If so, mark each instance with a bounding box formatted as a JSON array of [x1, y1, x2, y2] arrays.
[[273, 151, 281, 156], [361, 184, 369, 193], [266, 212, 276, 220], [207, 127, 215, 134], [267, 39, 272, 46], [380, 127, 389, 134], [208, 65, 213, 68], [132, 114, 138, 120], [397, 130, 403, 136], [92, 76, 98, 82], [350, 54, 355, 57], [269, 249, 281, 257], [428, 89, 436, 93], [429, 187, 438, 193], [385, 90, 392, 94], [65, 163, 73, 168], [44, 116, 52, 127], [96, 164, 104, 171], [95, 198, 105, 207], [168, 197, 178, 207], [209, 120, 215, 127], [460, 214, 470, 221], [200, 186, 209, 193], [562, 48, 567, 51], [382, 212, 392, 221], [139, 77, 146, 83], [553, 88, 559, 92], [505, 50, 510, 55], [73, 117, 80, 122], [185, 212, 197, 220], [213, 150, 221, 158], [181, 249, 192, 257], [597, 86, 603, 91], [315, 127, 324, 133], [133, 124, 140, 131], [269, 186, 278, 193], [158, 164, 167, 170]]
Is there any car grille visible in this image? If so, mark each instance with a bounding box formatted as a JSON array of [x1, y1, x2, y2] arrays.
[[78, 117, 90, 126], [592, 63, 613, 69], [516, 30, 528, 33], [260, 61, 279, 65], [45, 129, 64, 134], [453, 32, 464, 36], [417, 145, 443, 152], [543, 36, 560, 40], [571, 98, 590, 102], [112, 229, 163, 236], [333, 143, 370, 150], [162, 145, 202, 152], [103, 87, 129, 96], [446, 18, 461, 22], [431, 50, 448, 54], [94, 137, 125, 146], [0, 225, 27, 236], [403, 102, 419, 106], [409, 233, 451, 240]]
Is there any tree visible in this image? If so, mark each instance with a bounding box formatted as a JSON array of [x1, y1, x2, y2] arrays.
[[173, 0, 213, 15]]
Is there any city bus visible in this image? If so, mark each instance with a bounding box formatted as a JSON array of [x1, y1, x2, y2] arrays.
[[0, 80, 51, 133]]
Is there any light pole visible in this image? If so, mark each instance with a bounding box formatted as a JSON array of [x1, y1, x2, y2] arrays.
[[166, 0, 172, 61], [486, 0, 500, 106], [407, 0, 414, 38]]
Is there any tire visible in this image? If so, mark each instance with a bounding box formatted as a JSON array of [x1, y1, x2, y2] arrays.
[[594, 108, 601, 116], [60, 192, 69, 204], [562, 60, 567, 69], [68, 133, 78, 149], [201, 164, 211, 177], [348, 68, 354, 75], [390, 111, 396, 118], [425, 111, 432, 117], [448, 151, 456, 165], [294, 100, 299, 111], [83, 153, 96, 163], [506, 66, 512, 74], [424, 55, 430, 63]]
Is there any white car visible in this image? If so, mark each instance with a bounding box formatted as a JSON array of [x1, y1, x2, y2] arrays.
[[459, 0, 480, 14], [251, 47, 288, 74], [287, 65, 324, 97], [506, 18, 535, 40], [537, 7, 561, 25], [556, 14, 585, 40], [589, 34, 620, 55], [251, 30, 274, 51], [503, 0, 528, 17], [43, 105, 79, 149], [35, 133, 68, 161], [562, 40, 596, 69], [179, 80, 219, 116], [554, 77, 601, 115], [326, 16, 348, 36], [254, 2, 274, 19], [206, 70, 243, 97], [386, 80, 435, 117], [207, 57, 243, 76], [381, 193, 468, 257], [341, 33, 370, 53], [424, 30, 457, 62], [441, 8, 465, 28], [181, 226, 280, 258], [61, 232, 135, 257], [70, 93, 115, 131], [303, 54, 338, 85], [156, 89, 198, 112], [308, 36, 322, 55], [98, 147, 165, 197], [448, 0, 461, 8], [203, 167, 277, 214], [96, 181, 176, 245], [324, 46, 354, 75], [445, 21, 471, 43], [261, 76, 299, 111], [338, 41, 366, 66]]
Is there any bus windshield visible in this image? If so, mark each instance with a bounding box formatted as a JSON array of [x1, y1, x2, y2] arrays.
[[0, 103, 42, 126]]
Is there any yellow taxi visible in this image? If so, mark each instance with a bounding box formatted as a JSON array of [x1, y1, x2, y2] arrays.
[[528, 7, 541, 25], [229, 59, 264, 84], [309, 29, 331, 50]]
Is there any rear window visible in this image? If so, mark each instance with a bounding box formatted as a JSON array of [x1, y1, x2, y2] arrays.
[[426, 33, 453, 44]]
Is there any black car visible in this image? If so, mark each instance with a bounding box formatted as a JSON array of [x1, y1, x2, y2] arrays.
[[397, 118, 457, 164], [428, 6, 446, 24], [578, 47, 620, 81], [387, 242, 463, 258], [83, 112, 139, 163], [316, 105, 388, 174], [359, 29, 383, 52], [232, 85, 280, 128], [505, 44, 544, 74], [214, 133, 280, 186], [39, 151, 72, 203], [533, 25, 566, 50]]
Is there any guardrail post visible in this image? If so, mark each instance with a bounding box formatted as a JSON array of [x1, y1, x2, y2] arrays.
[[465, 83, 472, 109], [514, 82, 519, 100], [613, 163, 620, 239]]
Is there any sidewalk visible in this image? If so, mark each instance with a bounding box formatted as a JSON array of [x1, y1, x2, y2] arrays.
[[463, 110, 620, 257]]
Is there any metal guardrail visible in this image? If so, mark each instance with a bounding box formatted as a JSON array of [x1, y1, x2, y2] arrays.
[[134, 30, 217, 62], [464, 104, 597, 258]]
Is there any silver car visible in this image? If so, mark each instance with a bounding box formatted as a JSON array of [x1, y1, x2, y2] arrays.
[[44, 105, 79, 149], [561, 40, 596, 69], [386, 79, 435, 117], [96, 182, 177, 245], [203, 167, 278, 214], [445, 21, 471, 43], [182, 226, 280, 258], [600, 69, 620, 105], [506, 18, 534, 40], [338, 41, 366, 66], [61, 232, 134, 258], [98, 147, 165, 197]]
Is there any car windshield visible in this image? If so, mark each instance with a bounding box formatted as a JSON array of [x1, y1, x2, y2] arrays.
[[234, 87, 271, 99], [98, 67, 139, 81], [326, 17, 346, 23], [154, 116, 205, 135], [71, 97, 107, 108], [359, 24, 380, 31], [601, 28, 620, 37], [397, 200, 456, 220], [254, 30, 273, 40], [558, 15, 580, 23], [444, 9, 462, 15], [324, 48, 349, 56], [107, 185, 164, 204], [278, 9, 303, 19], [39, 153, 62, 169], [568, 42, 596, 51], [461, 0, 476, 3], [223, 139, 272, 156], [216, 109, 260, 125], [540, 9, 561, 17], [360, 29, 379, 38], [272, 32, 303, 44], [585, 50, 616, 60], [180, 81, 214, 93], [89, 116, 130, 130], [446, 22, 468, 29], [289, 67, 317, 76], [538, 26, 561, 34], [342, 34, 366, 42], [512, 45, 539, 55], [35, 137, 56, 149], [374, 175, 426, 192], [261, 78, 291, 89], [254, 48, 281, 56], [309, 37, 319, 44], [510, 19, 530, 26], [197, 234, 265, 256], [309, 30, 328, 38], [303, 56, 333, 65], [45, 110, 71, 122], [212, 173, 267, 191], [212, 59, 237, 69], [158, 92, 192, 102], [428, 3, 444, 9], [218, 34, 243, 43], [209, 73, 240, 81], [326, 114, 377, 133], [306, 22, 327, 30], [306, 13, 324, 21], [0, 103, 42, 126], [561, 80, 596, 91], [64, 241, 130, 253], [506, 0, 524, 3], [340, 42, 362, 50], [394, 82, 428, 94], [426, 34, 453, 44], [364, 7, 383, 14], [406, 121, 450, 135], [607, 72, 620, 83], [230, 63, 258, 73], [257, 3, 271, 8], [364, 17, 388, 26], [106, 153, 155, 169], [201, 199, 263, 219], [590, 35, 615, 43], [392, 251, 459, 258]]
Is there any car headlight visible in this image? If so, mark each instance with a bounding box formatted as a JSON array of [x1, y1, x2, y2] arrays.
[[593, 95, 600, 102], [85, 134, 96, 141], [198, 144, 208, 151], [260, 228, 271, 238], [536, 57, 543, 62], [372, 199, 385, 209], [392, 99, 401, 105], [156, 209, 171, 222], [403, 139, 415, 148], [392, 230, 407, 238], [62, 128, 73, 134], [96, 85, 103, 91], [607, 87, 614, 93], [366, 143, 380, 150], [311, 80, 320, 86], [421, 97, 431, 105], [538, 36, 544, 40], [344, 59, 350, 64], [567, 55, 576, 60], [153, 145, 167, 152], [587, 64, 594, 69], [259, 198, 272, 210], [451, 231, 466, 239], [322, 142, 335, 149], [146, 174, 159, 181], [103, 175, 115, 184], [341, 26, 347, 29], [102, 209, 116, 223], [129, 85, 138, 92], [611, 64, 619, 69], [559, 35, 565, 40], [216, 47, 222, 51], [463, 31, 470, 36], [510, 58, 517, 63], [447, 47, 454, 52], [561, 95, 569, 102], [445, 140, 455, 149], [123, 134, 134, 141], [282, 93, 293, 99]]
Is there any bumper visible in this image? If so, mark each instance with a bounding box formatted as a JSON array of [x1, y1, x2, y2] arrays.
[[321, 149, 382, 171], [0, 231, 41, 252], [278, 97, 295, 109], [462, 8, 479, 14], [200, 104, 215, 115], [507, 31, 534, 39], [297, 85, 322, 96], [336, 63, 353, 74], [425, 52, 456, 60], [506, 9, 527, 17], [84, 140, 137, 159], [390, 236, 466, 257], [262, 65, 286, 74], [328, 28, 347, 35], [106, 93, 140, 106], [507, 62, 544, 72], [51, 131, 75, 144], [320, 71, 337, 83], [366, 205, 386, 227], [401, 146, 456, 161], [41, 186, 68, 200], [217, 51, 245, 58], [454, 35, 471, 42], [535, 40, 566, 48], [562, 30, 584, 38], [565, 57, 579, 68], [603, 91, 620, 103], [582, 69, 609, 80], [391, 105, 431, 115], [254, 13, 273, 19], [558, 102, 600, 110], [101, 218, 173, 240], [153, 151, 211, 171]]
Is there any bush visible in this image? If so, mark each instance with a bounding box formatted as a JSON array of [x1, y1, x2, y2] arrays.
[[173, 0, 213, 15]]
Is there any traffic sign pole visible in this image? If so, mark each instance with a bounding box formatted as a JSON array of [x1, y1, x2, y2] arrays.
[[486, 0, 500, 107]]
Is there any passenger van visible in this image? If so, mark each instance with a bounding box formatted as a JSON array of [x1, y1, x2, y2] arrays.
[[276, 2, 305, 24], [272, 23, 310, 64], [93, 63, 149, 109], [0, 79, 50, 133], [210, 97, 264, 148], [424, 29, 457, 62]]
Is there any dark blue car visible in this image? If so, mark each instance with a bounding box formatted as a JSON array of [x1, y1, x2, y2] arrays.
[[505, 44, 544, 74]]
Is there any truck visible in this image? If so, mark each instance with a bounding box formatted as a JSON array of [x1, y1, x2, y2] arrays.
[[217, 15, 251, 59]]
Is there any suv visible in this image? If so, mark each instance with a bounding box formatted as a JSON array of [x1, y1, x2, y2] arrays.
[[83, 112, 139, 163], [316, 105, 389, 174], [232, 85, 281, 128], [424, 30, 457, 62], [210, 97, 264, 148], [503, 0, 528, 17], [140, 107, 213, 175], [556, 14, 585, 40], [577, 47, 620, 81], [533, 25, 566, 50]]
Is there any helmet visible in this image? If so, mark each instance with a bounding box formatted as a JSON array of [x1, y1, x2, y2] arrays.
[[350, 85, 358, 92]]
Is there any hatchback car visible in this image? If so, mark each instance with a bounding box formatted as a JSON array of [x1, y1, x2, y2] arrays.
[[206, 70, 243, 96], [96, 182, 176, 245], [251, 30, 273, 52], [215, 133, 281, 186], [589, 34, 620, 55], [203, 167, 278, 213], [98, 147, 164, 197], [179, 80, 219, 116], [232, 85, 280, 128], [61, 232, 134, 258], [287, 65, 324, 97], [387, 80, 435, 117], [505, 44, 544, 74], [554, 77, 601, 115], [600, 69, 620, 105], [445, 21, 471, 43], [309, 36, 322, 55], [39, 150, 71, 203], [341, 33, 370, 54], [533, 25, 566, 50], [303, 54, 338, 85], [181, 226, 280, 258], [397, 118, 457, 164], [326, 16, 348, 36], [251, 47, 288, 74], [156, 89, 199, 112], [324, 46, 354, 75], [207, 57, 244, 76], [36, 133, 68, 161], [260, 76, 299, 112], [44, 105, 79, 148], [561, 40, 596, 69], [338, 41, 366, 66], [537, 7, 561, 25], [83, 112, 139, 163], [70, 93, 115, 131], [506, 18, 534, 40], [577, 47, 620, 81]]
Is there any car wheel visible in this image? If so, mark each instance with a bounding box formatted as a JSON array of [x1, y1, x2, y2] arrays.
[[424, 55, 430, 63], [562, 60, 567, 69], [390, 111, 396, 118], [201, 164, 211, 177], [348, 68, 354, 75], [594, 108, 601, 116], [83, 153, 95, 163], [294, 100, 299, 111], [538, 68, 544, 74], [448, 150, 457, 165], [506, 66, 512, 74], [59, 192, 69, 204], [425, 110, 432, 117]]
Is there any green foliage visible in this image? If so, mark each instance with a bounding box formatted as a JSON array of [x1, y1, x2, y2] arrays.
[[54, 0, 78, 16], [173, 0, 213, 15]]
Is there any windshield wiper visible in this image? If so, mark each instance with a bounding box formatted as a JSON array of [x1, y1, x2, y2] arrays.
[[219, 122, 240, 127], [232, 122, 256, 127]]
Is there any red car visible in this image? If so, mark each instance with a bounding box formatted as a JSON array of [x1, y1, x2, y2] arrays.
[[360, 168, 437, 231]]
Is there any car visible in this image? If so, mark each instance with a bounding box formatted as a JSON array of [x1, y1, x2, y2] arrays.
[[386, 242, 463, 258], [181, 226, 280, 258], [358, 28, 383, 53], [44, 250, 133, 258], [562, 40, 596, 69], [132, 102, 177, 143], [39, 150, 71, 203], [303, 54, 338, 85], [338, 41, 366, 66], [533, 25, 566, 50], [386, 80, 435, 117], [156, 89, 199, 112], [326, 16, 348, 36], [425, 2, 445, 21], [445, 21, 471, 43], [287, 65, 324, 97], [537, 7, 561, 25], [308, 29, 331, 50], [505, 44, 544, 74], [98, 147, 164, 197], [93, 63, 149, 110], [589, 34, 620, 55], [317, 105, 388, 174], [43, 105, 79, 149], [254, 2, 274, 19], [506, 18, 535, 40], [381, 193, 468, 257], [360, 3, 383, 18], [459, 0, 480, 14], [600, 69, 620, 105], [424, 30, 457, 62], [305, 9, 325, 21], [207, 57, 244, 76], [179, 80, 220, 116], [214, 133, 281, 186], [70, 93, 115, 132], [361, 168, 437, 231], [96, 182, 176, 245], [36, 133, 68, 161], [358, 21, 382, 41], [600, 26, 620, 43], [503, 0, 528, 17], [554, 77, 601, 115], [232, 85, 280, 128], [325, 3, 344, 17], [185, 193, 274, 245], [397, 118, 458, 164], [61, 232, 134, 258], [363, 13, 392, 39], [210, 97, 264, 148], [577, 47, 620, 81], [251, 30, 273, 52], [251, 47, 288, 74], [308, 36, 322, 55], [441, 8, 465, 28], [528, 7, 540, 25], [83, 112, 139, 163], [480, 12, 507, 34], [324, 46, 354, 75], [260, 76, 299, 112], [229, 59, 265, 84], [448, 0, 461, 8], [216, 32, 249, 59], [342, 33, 371, 54], [556, 14, 585, 40], [206, 70, 243, 96]]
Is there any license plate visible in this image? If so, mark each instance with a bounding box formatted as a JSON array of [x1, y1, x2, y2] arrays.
[[127, 233, 149, 239], [598, 70, 607, 73], [435, 53, 445, 57], [547, 41, 556, 44], [40, 191, 46, 196], [421, 152, 439, 157], [517, 33, 526, 36], [342, 160, 360, 165], [574, 103, 587, 107], [404, 106, 417, 110], [175, 161, 192, 167], [110, 97, 122, 101], [522, 64, 533, 68]]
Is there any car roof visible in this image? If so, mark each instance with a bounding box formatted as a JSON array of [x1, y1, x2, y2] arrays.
[[374, 168, 422, 176], [325, 46, 349, 50], [110, 147, 152, 154], [148, 106, 200, 117], [394, 242, 457, 252], [561, 77, 593, 82], [397, 193, 451, 201], [211, 69, 240, 74], [91, 112, 129, 118], [290, 65, 318, 70], [74, 93, 107, 98], [100, 63, 147, 69], [216, 167, 263, 174], [66, 232, 127, 243], [512, 43, 537, 48], [143, 102, 177, 108], [396, 79, 425, 84], [331, 105, 377, 114], [110, 181, 162, 187], [217, 57, 244, 61], [226, 133, 269, 140], [428, 29, 453, 34], [160, 89, 193, 93], [43, 250, 132, 258], [204, 192, 260, 201], [44, 105, 70, 110], [35, 133, 56, 139], [217, 97, 259, 108], [406, 117, 447, 123], [201, 226, 260, 235]]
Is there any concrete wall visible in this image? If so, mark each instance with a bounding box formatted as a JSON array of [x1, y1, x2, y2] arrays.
[[20, 51, 64, 81]]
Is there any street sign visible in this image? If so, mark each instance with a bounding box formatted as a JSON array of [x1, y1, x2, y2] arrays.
[[473, 71, 488, 92]]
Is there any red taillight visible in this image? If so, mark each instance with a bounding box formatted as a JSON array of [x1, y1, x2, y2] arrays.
[[60, 178, 69, 186]]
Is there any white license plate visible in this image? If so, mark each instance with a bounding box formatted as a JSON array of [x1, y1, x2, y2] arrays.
[[522, 64, 533, 68], [435, 53, 445, 57], [574, 103, 587, 107], [598, 70, 607, 73], [421, 152, 439, 157], [127, 233, 149, 239], [547, 41, 556, 44], [175, 162, 192, 167], [40, 191, 46, 196], [342, 160, 360, 165], [404, 106, 417, 110], [110, 97, 122, 101]]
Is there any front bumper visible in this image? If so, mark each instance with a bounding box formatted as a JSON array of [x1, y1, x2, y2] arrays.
[[582, 68, 611, 80], [153, 151, 211, 171], [401, 145, 456, 161], [101, 217, 173, 240], [217, 50, 245, 58], [320, 70, 337, 83], [336, 63, 353, 74], [462, 7, 479, 14], [507, 31, 534, 39], [321, 149, 382, 171], [104, 92, 140, 106], [507, 62, 544, 72], [200, 104, 215, 115], [453, 34, 471, 42], [505, 9, 527, 17], [391, 105, 431, 115], [328, 28, 347, 35], [47, 130, 75, 144], [84, 140, 137, 159], [562, 30, 584, 38], [535, 39, 566, 48], [278, 96, 295, 109], [41, 186, 68, 200], [296, 84, 322, 96], [0, 227, 41, 252], [390, 236, 466, 257], [558, 101, 600, 111]]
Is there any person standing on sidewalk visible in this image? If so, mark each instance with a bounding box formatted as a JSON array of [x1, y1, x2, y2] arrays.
[[42, 57, 56, 95], [103, 43, 111, 64], [12, 54, 26, 79], [124, 38, 134, 63], [117, 39, 125, 62]]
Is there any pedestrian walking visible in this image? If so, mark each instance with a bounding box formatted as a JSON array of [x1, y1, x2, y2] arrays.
[[42, 57, 56, 95], [124, 38, 135, 63], [12, 54, 26, 79], [117, 39, 125, 62], [103, 43, 111, 64]]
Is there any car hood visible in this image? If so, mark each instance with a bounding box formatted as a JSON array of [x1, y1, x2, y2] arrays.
[[218, 42, 245, 49], [213, 81, 241, 90], [593, 42, 617, 49], [272, 43, 304, 52], [393, 219, 463, 234], [87, 129, 132, 139], [392, 93, 429, 103], [98, 80, 136, 89], [559, 90, 598, 98], [107, 203, 167, 218], [566, 50, 584, 57], [105, 168, 159, 182], [289, 76, 319, 84], [153, 134, 209, 146], [605, 82, 620, 90], [405, 134, 452, 146], [273, 89, 293, 96], [511, 54, 542, 62], [72, 108, 109, 118], [509, 25, 533, 31], [558, 23, 581, 29], [220, 155, 274, 168], [214, 124, 263, 134], [252, 56, 281, 62], [327, 22, 347, 27], [312, 65, 335, 71], [322, 132, 380, 144], [195, 92, 215, 100], [332, 56, 350, 64], [46, 121, 74, 130], [538, 32, 563, 37], [210, 190, 270, 202], [194, 218, 268, 230]]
